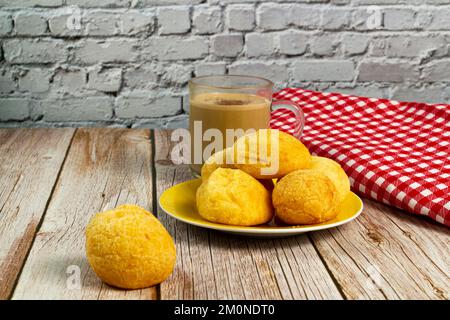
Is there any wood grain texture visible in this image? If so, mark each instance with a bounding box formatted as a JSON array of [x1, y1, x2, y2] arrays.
[[154, 130, 343, 300], [0, 129, 75, 299], [4, 128, 448, 300], [12, 129, 155, 300], [311, 200, 450, 300]]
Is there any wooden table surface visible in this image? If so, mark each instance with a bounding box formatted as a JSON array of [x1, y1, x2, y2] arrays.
[[0, 128, 448, 300]]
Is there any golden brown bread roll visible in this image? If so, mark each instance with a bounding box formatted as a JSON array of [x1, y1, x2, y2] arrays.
[[272, 170, 339, 225], [201, 147, 234, 181], [232, 129, 311, 179], [196, 168, 273, 226], [310, 156, 351, 203]]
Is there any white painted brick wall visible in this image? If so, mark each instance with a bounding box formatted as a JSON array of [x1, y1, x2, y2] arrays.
[[211, 34, 243, 57], [227, 5, 255, 31], [88, 67, 122, 92], [158, 7, 190, 35], [0, 0, 450, 127], [193, 6, 223, 34]]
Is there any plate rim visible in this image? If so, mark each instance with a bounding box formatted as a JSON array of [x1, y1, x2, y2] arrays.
[[158, 179, 363, 235]]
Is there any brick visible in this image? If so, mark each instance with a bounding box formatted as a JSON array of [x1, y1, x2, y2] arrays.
[[145, 37, 208, 60], [293, 60, 355, 81], [49, 8, 83, 37], [165, 115, 189, 129], [3, 39, 66, 64], [211, 34, 243, 57], [368, 38, 386, 57], [226, 5, 255, 31], [353, 0, 422, 4], [218, 0, 329, 2], [443, 88, 450, 103], [321, 8, 350, 30], [327, 84, 388, 99], [0, 99, 29, 121], [0, 0, 63, 7], [124, 66, 158, 89], [116, 94, 181, 118], [193, 6, 222, 35], [257, 3, 289, 31], [391, 85, 446, 104], [139, 0, 203, 5], [342, 34, 369, 56], [279, 31, 307, 56], [0, 13, 13, 35], [130, 114, 189, 129], [19, 68, 51, 93], [415, 11, 432, 30], [121, 12, 154, 35], [85, 12, 153, 36], [309, 34, 337, 57], [425, 0, 448, 4], [66, 0, 129, 6], [331, 0, 350, 4], [352, 8, 383, 31], [421, 9, 450, 30], [41, 97, 113, 121], [158, 7, 190, 35], [383, 9, 416, 30], [161, 64, 193, 86], [88, 67, 122, 92], [54, 69, 87, 93], [228, 62, 288, 83], [422, 61, 450, 82], [195, 62, 226, 76], [15, 13, 47, 36], [212, 0, 261, 3], [85, 12, 120, 36], [384, 35, 447, 58], [425, 0, 450, 3], [75, 40, 138, 64], [0, 69, 16, 94], [246, 33, 276, 58], [290, 6, 321, 29], [37, 0, 65, 6], [358, 62, 419, 82]]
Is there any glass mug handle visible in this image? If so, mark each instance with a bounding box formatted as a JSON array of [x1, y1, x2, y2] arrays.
[[271, 100, 305, 139]]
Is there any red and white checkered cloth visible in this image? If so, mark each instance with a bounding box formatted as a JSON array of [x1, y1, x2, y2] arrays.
[[270, 88, 450, 227]]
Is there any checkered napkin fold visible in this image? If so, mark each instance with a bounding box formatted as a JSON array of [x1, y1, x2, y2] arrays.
[[270, 88, 450, 227]]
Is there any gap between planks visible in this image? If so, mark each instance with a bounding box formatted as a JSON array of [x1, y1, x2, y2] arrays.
[[11, 128, 156, 300], [149, 129, 162, 301], [7, 129, 76, 300], [0, 128, 76, 300]]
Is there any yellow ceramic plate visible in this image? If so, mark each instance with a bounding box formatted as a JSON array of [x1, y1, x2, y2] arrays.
[[159, 179, 363, 237]]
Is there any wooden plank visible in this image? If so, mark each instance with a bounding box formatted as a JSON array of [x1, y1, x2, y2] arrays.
[[310, 199, 450, 300], [0, 128, 75, 300], [12, 128, 155, 300], [155, 130, 343, 300]]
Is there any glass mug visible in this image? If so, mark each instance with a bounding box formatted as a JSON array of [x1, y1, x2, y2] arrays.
[[188, 75, 305, 176]]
